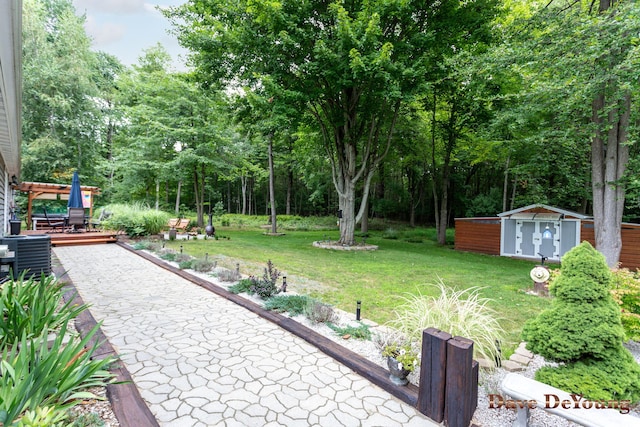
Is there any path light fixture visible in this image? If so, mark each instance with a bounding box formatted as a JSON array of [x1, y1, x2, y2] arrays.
[[356, 300, 362, 321], [180, 245, 183, 254], [281, 276, 287, 293]]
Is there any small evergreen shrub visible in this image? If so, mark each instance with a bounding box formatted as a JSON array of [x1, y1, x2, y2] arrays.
[[160, 252, 176, 262], [178, 260, 193, 270], [522, 242, 640, 402], [264, 295, 311, 316], [327, 322, 372, 340], [304, 300, 338, 324], [228, 278, 254, 294]]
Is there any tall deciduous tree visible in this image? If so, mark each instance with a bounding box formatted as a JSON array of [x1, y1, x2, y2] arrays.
[[166, 0, 497, 245], [22, 0, 102, 183], [493, 0, 640, 266]]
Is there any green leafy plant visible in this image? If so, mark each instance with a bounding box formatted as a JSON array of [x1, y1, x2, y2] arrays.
[[178, 260, 193, 270], [15, 405, 68, 427], [160, 252, 176, 262], [0, 273, 87, 350], [0, 321, 115, 426], [388, 279, 504, 365], [264, 295, 310, 316], [327, 322, 371, 340], [523, 242, 640, 402], [227, 278, 253, 294]]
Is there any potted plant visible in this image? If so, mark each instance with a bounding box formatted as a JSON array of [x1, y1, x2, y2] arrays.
[[381, 342, 420, 385]]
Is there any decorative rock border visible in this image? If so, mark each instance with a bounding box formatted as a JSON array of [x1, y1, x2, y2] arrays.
[[313, 241, 379, 250]]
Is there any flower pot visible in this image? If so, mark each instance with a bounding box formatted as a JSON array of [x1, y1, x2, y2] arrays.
[[387, 356, 410, 386]]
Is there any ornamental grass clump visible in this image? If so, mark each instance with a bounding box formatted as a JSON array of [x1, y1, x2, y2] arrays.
[[522, 242, 640, 402], [387, 279, 504, 367]]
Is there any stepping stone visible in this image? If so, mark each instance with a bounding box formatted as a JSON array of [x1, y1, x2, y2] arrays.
[[515, 342, 534, 359], [509, 353, 532, 365], [476, 358, 496, 370], [501, 360, 525, 372]]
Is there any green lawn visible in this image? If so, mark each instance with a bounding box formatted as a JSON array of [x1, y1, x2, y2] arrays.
[[163, 226, 551, 352]]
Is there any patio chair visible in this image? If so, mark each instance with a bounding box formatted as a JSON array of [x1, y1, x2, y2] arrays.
[[43, 208, 66, 233], [89, 208, 110, 231], [67, 207, 87, 233]]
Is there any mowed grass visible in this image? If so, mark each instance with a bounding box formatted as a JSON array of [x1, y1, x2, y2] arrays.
[[164, 225, 551, 352]]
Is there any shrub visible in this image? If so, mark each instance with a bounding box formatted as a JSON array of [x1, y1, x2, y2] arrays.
[[249, 260, 281, 299], [264, 295, 311, 316], [522, 242, 640, 402], [388, 280, 504, 365], [191, 258, 215, 272], [217, 268, 240, 283], [304, 300, 338, 324], [611, 268, 640, 341], [227, 278, 253, 294], [178, 260, 193, 270], [160, 252, 176, 262]]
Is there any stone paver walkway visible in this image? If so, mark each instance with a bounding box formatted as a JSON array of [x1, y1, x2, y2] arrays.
[[54, 245, 438, 427]]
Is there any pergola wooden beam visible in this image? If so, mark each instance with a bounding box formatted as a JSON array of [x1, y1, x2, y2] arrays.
[[15, 181, 101, 229]]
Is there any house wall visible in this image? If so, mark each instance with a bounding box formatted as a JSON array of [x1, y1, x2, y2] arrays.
[[454, 218, 501, 255]]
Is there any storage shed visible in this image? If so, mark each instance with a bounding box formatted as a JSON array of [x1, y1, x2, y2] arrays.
[[455, 204, 640, 269]]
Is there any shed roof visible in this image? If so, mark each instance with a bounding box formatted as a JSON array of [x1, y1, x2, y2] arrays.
[[498, 204, 591, 220]]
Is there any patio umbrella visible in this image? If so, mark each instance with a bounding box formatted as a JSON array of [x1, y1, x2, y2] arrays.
[[67, 171, 83, 209]]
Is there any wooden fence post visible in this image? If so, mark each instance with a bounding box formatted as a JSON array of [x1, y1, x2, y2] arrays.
[[417, 327, 452, 422], [444, 336, 475, 427]]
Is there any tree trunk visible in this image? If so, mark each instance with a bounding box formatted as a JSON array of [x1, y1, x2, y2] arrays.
[[591, 92, 629, 267], [286, 168, 293, 216], [503, 155, 510, 213], [175, 180, 182, 215], [155, 179, 160, 211], [268, 134, 277, 234], [590, 0, 630, 268], [361, 196, 369, 234], [240, 175, 248, 215]]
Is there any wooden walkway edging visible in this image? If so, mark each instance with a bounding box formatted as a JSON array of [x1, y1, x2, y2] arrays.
[[120, 242, 479, 425], [54, 262, 160, 427]]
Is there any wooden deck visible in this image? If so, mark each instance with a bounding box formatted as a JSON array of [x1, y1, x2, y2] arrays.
[[21, 229, 121, 246]]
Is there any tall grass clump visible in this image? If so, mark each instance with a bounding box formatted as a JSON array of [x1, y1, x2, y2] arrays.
[[100, 203, 172, 237], [388, 280, 504, 366]]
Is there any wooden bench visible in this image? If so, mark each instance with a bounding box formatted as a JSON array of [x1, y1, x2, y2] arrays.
[[499, 373, 640, 427], [167, 218, 190, 231]]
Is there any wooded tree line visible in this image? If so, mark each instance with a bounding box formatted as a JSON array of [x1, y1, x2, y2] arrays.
[[21, 0, 640, 265]]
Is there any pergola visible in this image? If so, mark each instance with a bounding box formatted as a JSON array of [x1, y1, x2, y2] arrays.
[[16, 181, 101, 229]]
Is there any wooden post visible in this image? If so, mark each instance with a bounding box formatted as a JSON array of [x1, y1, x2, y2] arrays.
[[444, 336, 475, 427], [417, 327, 452, 421]]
